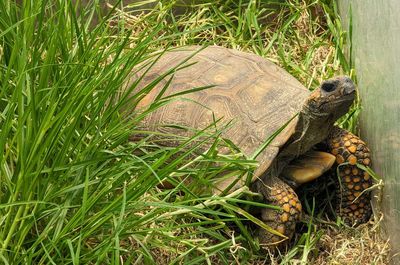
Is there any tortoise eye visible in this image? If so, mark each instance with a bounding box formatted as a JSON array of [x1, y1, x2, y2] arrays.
[[321, 82, 336, 93]]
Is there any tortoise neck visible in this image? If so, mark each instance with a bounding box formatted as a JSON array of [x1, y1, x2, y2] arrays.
[[279, 108, 335, 159]]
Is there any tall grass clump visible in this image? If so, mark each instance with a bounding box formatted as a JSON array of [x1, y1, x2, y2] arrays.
[[0, 1, 150, 263], [0, 1, 268, 264]]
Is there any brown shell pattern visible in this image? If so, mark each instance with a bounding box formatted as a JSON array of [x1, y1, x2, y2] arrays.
[[131, 46, 310, 178]]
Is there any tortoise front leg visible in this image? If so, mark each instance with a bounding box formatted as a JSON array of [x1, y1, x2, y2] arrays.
[[326, 126, 373, 224], [255, 176, 302, 246]]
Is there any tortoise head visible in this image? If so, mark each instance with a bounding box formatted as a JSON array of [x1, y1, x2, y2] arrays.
[[305, 76, 356, 120]]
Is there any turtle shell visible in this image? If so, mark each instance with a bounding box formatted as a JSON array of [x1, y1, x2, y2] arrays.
[[131, 46, 310, 188]]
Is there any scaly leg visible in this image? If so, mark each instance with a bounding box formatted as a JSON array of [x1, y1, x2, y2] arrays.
[[255, 176, 302, 246], [326, 126, 373, 224]]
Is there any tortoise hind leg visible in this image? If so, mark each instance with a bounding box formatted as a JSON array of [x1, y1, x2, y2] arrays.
[[326, 126, 373, 224], [254, 176, 302, 246]]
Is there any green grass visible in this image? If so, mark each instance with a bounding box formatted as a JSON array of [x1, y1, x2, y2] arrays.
[[0, 0, 380, 264]]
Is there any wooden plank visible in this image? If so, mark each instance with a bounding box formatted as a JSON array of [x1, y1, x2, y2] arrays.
[[339, 1, 400, 263]]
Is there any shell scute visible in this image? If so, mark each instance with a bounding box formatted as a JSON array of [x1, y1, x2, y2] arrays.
[[133, 46, 310, 178]]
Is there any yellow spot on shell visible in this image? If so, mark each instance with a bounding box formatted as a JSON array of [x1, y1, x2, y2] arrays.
[[354, 192, 361, 197], [348, 155, 357, 165], [352, 168, 359, 175], [353, 177, 361, 183], [283, 196, 289, 203], [363, 158, 371, 166], [281, 213, 289, 222], [296, 203, 302, 211], [345, 141, 351, 147], [363, 172, 370, 181], [362, 183, 370, 189], [332, 149, 339, 155], [276, 194, 283, 200], [344, 176, 351, 183], [336, 154, 345, 164], [289, 199, 297, 206], [348, 145, 357, 153], [354, 185, 361, 191], [282, 203, 290, 212]]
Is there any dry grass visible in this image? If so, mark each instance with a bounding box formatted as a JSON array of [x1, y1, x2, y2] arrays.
[[314, 222, 390, 265]]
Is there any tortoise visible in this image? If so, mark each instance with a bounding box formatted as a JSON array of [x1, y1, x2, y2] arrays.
[[129, 46, 373, 246]]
